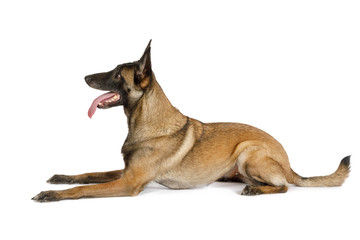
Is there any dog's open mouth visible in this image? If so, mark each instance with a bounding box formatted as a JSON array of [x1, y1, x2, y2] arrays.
[[88, 92, 121, 118]]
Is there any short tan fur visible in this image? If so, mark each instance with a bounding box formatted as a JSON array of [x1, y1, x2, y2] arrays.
[[32, 41, 351, 202]]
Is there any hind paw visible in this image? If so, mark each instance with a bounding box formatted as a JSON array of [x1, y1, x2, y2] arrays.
[[241, 185, 262, 196]]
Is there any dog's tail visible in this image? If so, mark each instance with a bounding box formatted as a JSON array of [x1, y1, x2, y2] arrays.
[[289, 155, 351, 187]]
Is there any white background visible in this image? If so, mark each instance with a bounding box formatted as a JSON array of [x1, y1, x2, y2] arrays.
[[1, 0, 359, 239]]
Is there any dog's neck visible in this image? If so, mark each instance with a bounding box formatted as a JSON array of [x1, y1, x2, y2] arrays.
[[124, 73, 188, 142]]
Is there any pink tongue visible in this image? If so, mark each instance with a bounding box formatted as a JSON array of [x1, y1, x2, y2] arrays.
[[88, 92, 117, 119]]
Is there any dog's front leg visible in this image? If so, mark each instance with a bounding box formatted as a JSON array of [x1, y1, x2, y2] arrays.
[[32, 167, 152, 202], [47, 169, 124, 184]]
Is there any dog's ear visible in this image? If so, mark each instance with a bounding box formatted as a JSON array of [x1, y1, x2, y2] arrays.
[[136, 40, 152, 89]]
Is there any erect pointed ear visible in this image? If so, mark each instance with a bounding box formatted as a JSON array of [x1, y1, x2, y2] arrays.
[[136, 40, 152, 89]]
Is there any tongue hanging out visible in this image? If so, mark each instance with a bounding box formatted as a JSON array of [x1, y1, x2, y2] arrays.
[[88, 92, 121, 118]]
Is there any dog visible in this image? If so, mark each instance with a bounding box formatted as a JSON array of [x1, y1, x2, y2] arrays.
[[32, 40, 351, 202]]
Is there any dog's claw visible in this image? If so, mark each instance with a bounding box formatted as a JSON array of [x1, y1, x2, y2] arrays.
[[32, 191, 60, 202]]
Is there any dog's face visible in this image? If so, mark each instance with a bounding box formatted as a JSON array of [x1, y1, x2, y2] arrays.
[[85, 40, 152, 118]]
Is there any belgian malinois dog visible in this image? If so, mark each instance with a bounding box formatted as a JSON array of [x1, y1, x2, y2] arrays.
[[32, 40, 350, 202]]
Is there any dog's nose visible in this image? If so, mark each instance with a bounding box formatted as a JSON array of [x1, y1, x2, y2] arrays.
[[85, 75, 92, 84]]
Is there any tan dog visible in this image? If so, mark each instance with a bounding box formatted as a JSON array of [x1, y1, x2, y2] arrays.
[[32, 40, 350, 202]]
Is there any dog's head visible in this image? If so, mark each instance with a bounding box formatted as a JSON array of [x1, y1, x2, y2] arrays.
[[85, 40, 153, 118]]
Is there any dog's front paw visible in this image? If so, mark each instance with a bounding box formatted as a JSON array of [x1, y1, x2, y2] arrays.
[[47, 174, 74, 184], [241, 185, 262, 196], [32, 191, 60, 202]]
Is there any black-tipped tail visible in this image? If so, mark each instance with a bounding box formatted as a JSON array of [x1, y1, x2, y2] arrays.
[[290, 155, 351, 187], [340, 155, 351, 170]]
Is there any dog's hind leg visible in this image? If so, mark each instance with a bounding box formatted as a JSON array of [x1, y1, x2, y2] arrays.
[[47, 170, 123, 184], [239, 153, 289, 196]]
